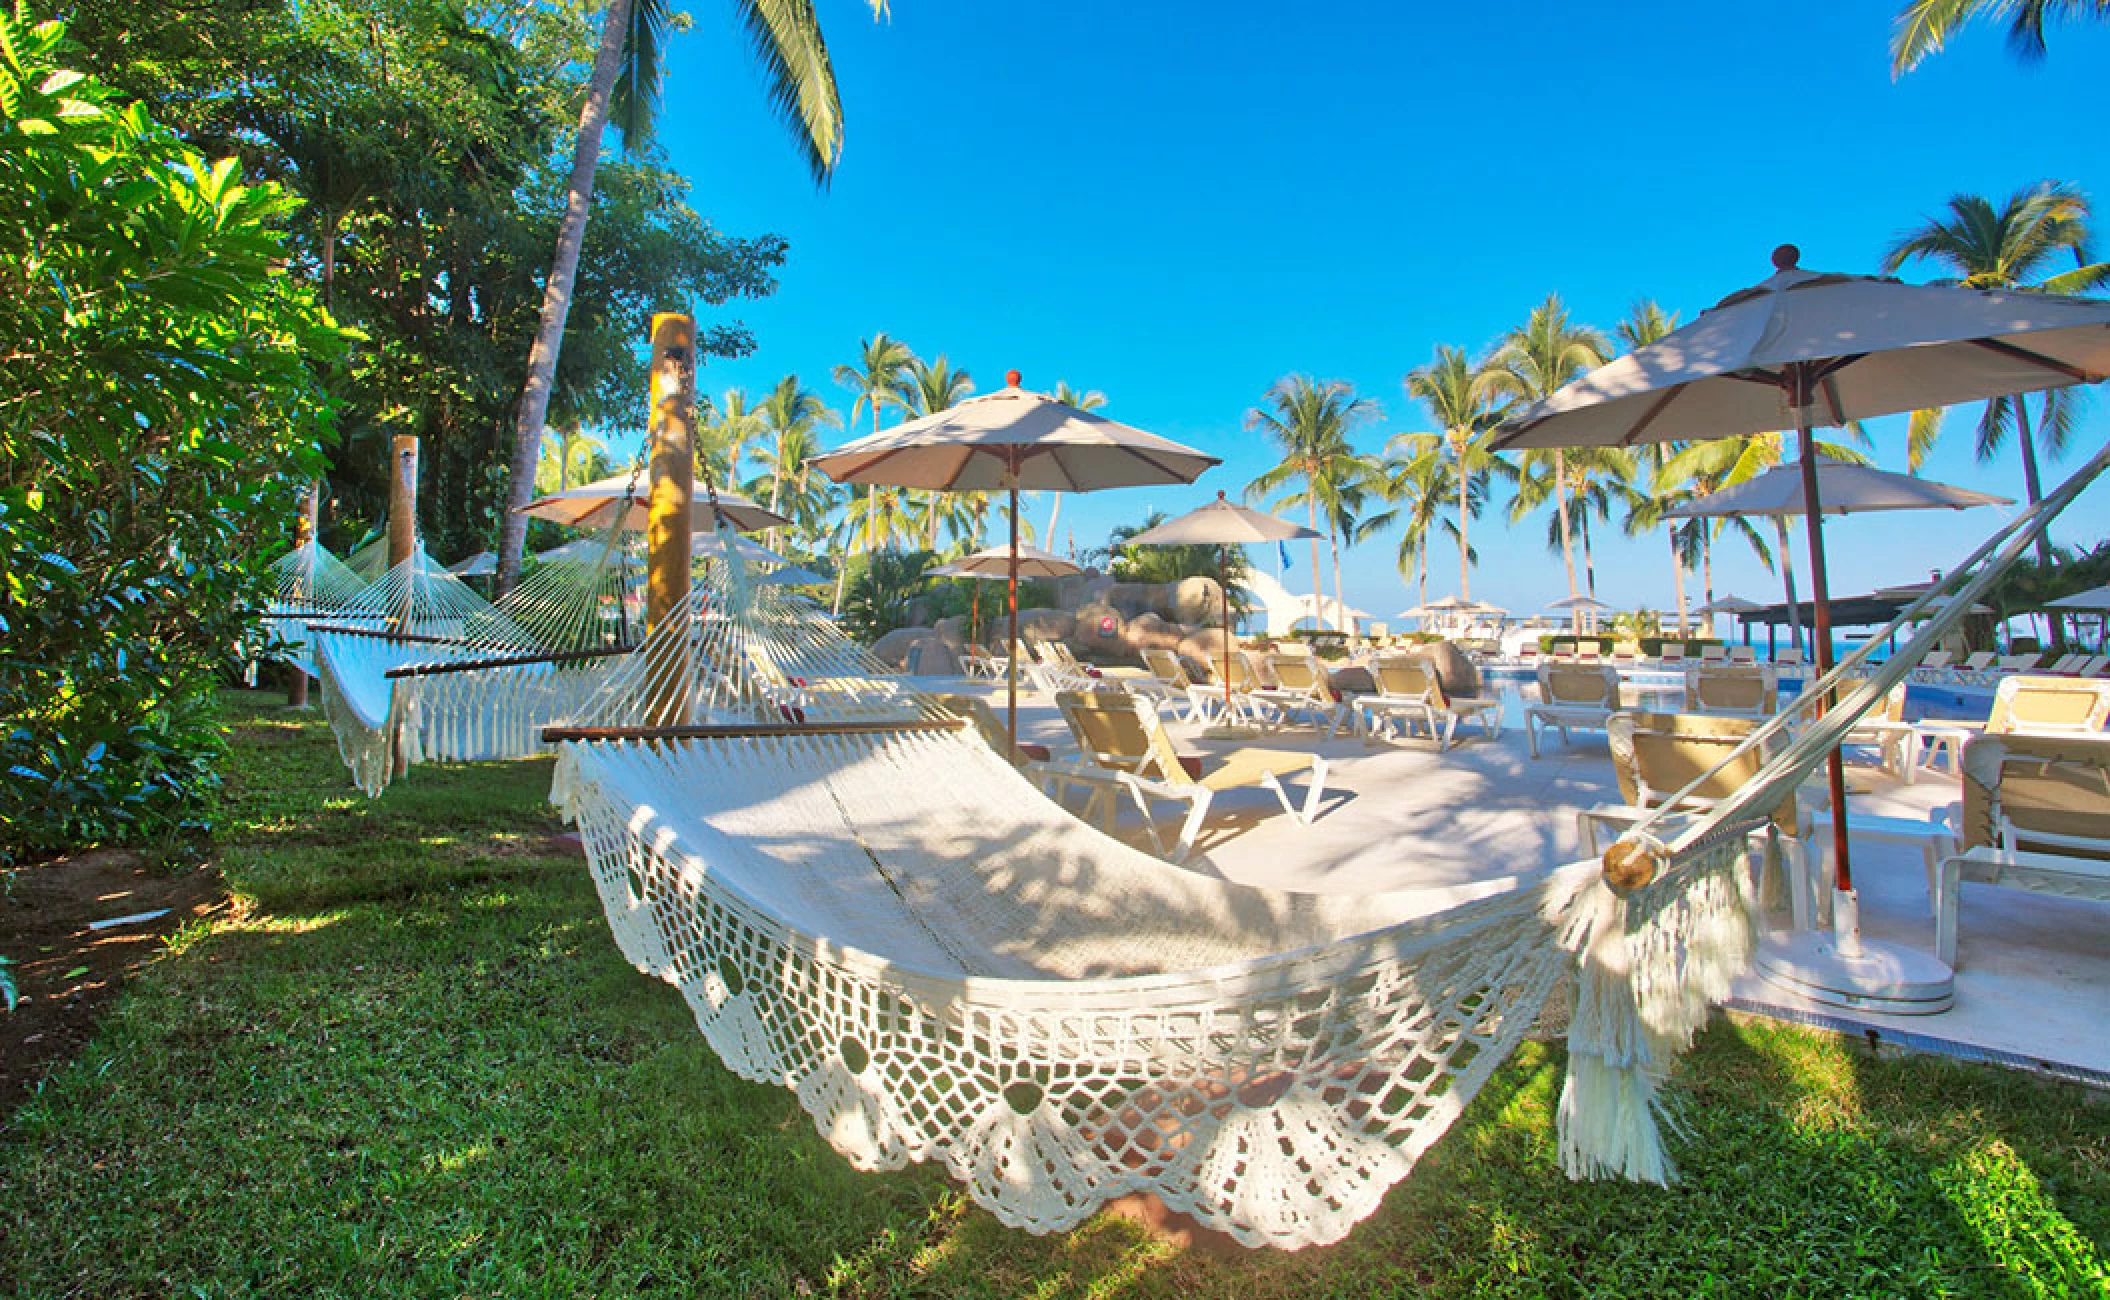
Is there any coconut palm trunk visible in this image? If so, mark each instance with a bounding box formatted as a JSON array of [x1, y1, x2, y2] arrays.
[[1456, 459, 1471, 601], [494, 0, 631, 595], [1668, 532, 1688, 635], [1330, 530, 1349, 635], [1306, 499, 1323, 629], [1553, 449, 1579, 627], [1774, 516, 1802, 650], [2014, 395, 2066, 646]]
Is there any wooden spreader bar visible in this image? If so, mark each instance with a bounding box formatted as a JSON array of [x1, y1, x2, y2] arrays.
[[385, 645, 634, 679], [303, 623, 472, 647], [541, 718, 968, 744]]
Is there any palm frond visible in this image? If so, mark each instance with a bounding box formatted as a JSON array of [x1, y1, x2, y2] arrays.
[[610, 0, 670, 150], [734, 0, 846, 187]]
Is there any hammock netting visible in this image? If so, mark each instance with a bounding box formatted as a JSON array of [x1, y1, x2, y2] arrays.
[[551, 723, 1757, 1248], [310, 528, 637, 794], [258, 538, 371, 677], [540, 438, 2110, 1248]]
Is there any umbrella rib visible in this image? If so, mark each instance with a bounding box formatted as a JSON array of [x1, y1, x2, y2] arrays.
[[1618, 386, 1687, 446], [1968, 337, 2100, 385]]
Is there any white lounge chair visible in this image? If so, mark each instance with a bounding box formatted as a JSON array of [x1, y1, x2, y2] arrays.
[[1525, 663, 1621, 759], [1683, 664, 1778, 719], [1938, 732, 2110, 966], [1248, 652, 1349, 737], [1053, 689, 1329, 862], [1355, 655, 1502, 751]]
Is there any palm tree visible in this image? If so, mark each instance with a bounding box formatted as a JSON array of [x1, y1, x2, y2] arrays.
[[747, 376, 839, 550], [832, 332, 915, 442], [1375, 437, 1471, 614], [1510, 449, 1634, 601], [1881, 183, 2108, 501], [1882, 182, 2110, 647], [699, 387, 765, 489], [542, 423, 606, 493], [1043, 381, 1108, 545], [828, 332, 915, 611], [1401, 345, 1507, 601], [1891, 0, 2110, 74], [1658, 433, 1867, 650], [1484, 295, 1609, 614], [895, 355, 975, 548], [493, 0, 880, 594], [1245, 376, 1382, 634], [1613, 300, 1688, 631]]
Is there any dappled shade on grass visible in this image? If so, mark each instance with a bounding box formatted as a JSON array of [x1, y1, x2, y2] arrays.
[[0, 690, 2105, 1297]]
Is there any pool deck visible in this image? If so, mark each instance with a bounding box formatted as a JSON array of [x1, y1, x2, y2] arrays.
[[930, 673, 2110, 1084]]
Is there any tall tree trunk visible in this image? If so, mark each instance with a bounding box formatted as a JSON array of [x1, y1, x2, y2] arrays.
[[1456, 458, 1471, 601], [2015, 395, 2063, 647], [1306, 497, 1323, 631], [494, 0, 632, 596], [1774, 516, 1802, 651], [1330, 530, 1349, 635], [1417, 545, 1428, 613], [1668, 529, 1688, 636], [1702, 529, 1716, 639], [1552, 449, 1579, 628], [1045, 493, 1062, 552]]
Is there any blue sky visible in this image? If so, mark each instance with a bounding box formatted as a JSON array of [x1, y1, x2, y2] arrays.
[[647, 2, 2110, 624]]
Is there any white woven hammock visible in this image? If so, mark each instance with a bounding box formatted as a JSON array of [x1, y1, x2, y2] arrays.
[[550, 723, 1754, 1249], [307, 529, 646, 795], [258, 538, 371, 678]]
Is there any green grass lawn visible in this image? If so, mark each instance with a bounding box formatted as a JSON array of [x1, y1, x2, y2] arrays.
[[3, 690, 2108, 1297]]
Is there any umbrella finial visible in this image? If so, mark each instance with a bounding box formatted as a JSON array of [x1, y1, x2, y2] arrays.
[[1771, 243, 1801, 271], [1005, 369, 1022, 389]]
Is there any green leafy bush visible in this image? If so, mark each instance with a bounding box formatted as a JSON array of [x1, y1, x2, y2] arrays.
[[0, 5, 347, 863]]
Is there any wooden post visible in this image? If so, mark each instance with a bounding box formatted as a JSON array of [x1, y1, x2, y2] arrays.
[[286, 483, 319, 708], [387, 435, 419, 624], [645, 313, 695, 726], [386, 434, 418, 778]]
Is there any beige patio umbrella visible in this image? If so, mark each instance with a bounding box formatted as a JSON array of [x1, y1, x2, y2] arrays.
[[521, 471, 788, 534], [1491, 243, 2110, 1013], [1123, 491, 1321, 722], [931, 544, 1084, 646], [810, 372, 1219, 751], [1667, 459, 2012, 649]]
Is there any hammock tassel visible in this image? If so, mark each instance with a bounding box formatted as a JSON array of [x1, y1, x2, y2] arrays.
[[1558, 834, 1756, 1184]]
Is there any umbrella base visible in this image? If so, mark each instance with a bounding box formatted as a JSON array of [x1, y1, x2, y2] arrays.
[[1754, 929, 1955, 1017], [1201, 723, 1264, 742]]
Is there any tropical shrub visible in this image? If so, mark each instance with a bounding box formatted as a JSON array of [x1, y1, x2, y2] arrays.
[[0, 5, 346, 862]]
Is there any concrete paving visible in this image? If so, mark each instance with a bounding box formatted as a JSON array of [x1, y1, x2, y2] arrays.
[[928, 672, 2110, 1080]]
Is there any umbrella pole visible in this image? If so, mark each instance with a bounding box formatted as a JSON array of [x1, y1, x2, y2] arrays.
[[1220, 544, 1233, 719], [1795, 400, 1854, 904], [1007, 475, 1020, 763]]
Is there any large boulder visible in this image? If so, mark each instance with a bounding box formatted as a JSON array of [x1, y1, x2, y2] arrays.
[[1178, 627, 1232, 677], [867, 626, 932, 671], [1403, 639, 1480, 698], [931, 615, 971, 650], [1173, 575, 1224, 626], [1121, 612, 1188, 656], [905, 636, 961, 676], [1328, 663, 1375, 696], [1071, 601, 1127, 660], [1015, 607, 1075, 645]]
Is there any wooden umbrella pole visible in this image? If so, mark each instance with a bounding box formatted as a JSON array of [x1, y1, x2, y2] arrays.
[[1006, 470, 1020, 763], [1794, 383, 1853, 894]]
